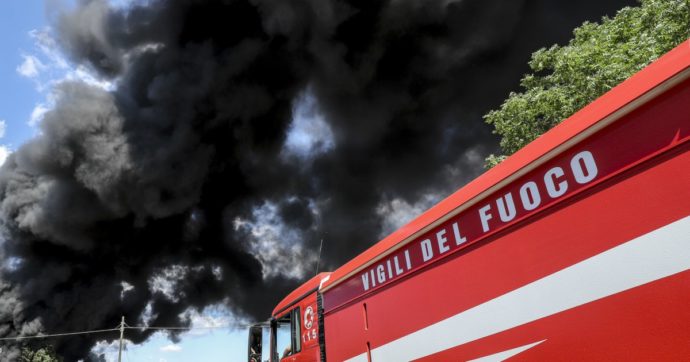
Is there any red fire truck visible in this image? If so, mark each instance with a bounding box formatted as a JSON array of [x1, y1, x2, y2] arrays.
[[248, 39, 690, 361]]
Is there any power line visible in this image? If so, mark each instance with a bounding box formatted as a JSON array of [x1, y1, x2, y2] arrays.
[[0, 322, 252, 342], [124, 323, 253, 330], [0, 327, 119, 341]]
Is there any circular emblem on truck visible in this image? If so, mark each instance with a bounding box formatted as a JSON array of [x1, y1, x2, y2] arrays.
[[304, 306, 314, 329]]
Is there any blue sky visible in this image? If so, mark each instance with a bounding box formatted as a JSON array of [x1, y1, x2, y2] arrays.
[[0, 2, 249, 361], [0, 1, 46, 152]]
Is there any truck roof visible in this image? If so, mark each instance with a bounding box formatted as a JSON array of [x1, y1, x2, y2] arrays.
[[272, 272, 331, 317]]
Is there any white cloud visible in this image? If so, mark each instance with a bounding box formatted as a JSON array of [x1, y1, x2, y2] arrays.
[[160, 344, 182, 352], [29, 103, 50, 127], [91, 339, 134, 362], [178, 305, 240, 337], [28, 28, 68, 70], [3, 257, 22, 272], [376, 193, 441, 238], [148, 265, 188, 302], [120, 281, 134, 299], [65, 64, 114, 90], [188, 311, 231, 329], [140, 302, 154, 326], [16, 55, 46, 78], [20, 28, 114, 96], [233, 200, 319, 279], [0, 146, 11, 167], [283, 90, 335, 159]]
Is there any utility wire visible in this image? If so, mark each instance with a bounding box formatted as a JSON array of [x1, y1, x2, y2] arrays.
[[125, 323, 253, 330], [0, 327, 119, 341], [0, 322, 252, 342]]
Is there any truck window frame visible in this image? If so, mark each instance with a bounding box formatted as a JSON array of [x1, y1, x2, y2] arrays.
[[275, 307, 302, 361]]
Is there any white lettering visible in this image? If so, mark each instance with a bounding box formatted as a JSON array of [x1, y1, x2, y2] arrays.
[[496, 193, 516, 222], [436, 229, 449, 254], [571, 150, 598, 184], [393, 256, 404, 275], [404, 250, 412, 269], [519, 181, 541, 211], [544, 167, 567, 198], [421, 239, 434, 262], [479, 204, 493, 232], [376, 265, 386, 284], [452, 222, 467, 246], [358, 151, 601, 295]]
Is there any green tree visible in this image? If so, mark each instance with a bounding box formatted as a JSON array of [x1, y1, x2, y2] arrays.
[[484, 0, 690, 168], [21, 346, 62, 362]]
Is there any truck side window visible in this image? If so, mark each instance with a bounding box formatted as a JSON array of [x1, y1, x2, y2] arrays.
[[276, 307, 302, 360]]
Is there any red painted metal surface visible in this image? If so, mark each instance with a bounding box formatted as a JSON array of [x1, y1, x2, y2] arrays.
[[275, 292, 321, 362], [273, 273, 330, 317], [326, 146, 690, 361]]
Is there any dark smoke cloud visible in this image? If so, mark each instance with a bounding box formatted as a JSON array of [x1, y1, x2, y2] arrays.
[[1, 0, 634, 359]]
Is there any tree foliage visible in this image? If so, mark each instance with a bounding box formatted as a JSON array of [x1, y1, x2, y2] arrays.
[[484, 0, 690, 167], [21, 346, 62, 362]]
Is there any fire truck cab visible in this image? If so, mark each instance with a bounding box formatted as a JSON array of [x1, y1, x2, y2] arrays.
[[248, 273, 330, 362]]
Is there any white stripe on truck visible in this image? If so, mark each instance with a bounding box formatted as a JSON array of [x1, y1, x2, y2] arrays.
[[345, 215, 690, 361]]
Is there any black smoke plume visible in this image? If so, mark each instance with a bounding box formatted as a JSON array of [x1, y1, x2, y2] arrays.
[[0, 0, 634, 359]]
